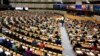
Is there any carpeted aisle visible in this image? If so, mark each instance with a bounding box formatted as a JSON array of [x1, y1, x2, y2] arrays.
[[59, 23, 75, 56]]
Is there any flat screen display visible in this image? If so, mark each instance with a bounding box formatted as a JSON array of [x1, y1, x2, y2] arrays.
[[75, 5, 82, 10], [93, 5, 100, 12]]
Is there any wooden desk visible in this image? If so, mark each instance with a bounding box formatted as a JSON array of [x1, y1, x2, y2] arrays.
[[76, 50, 83, 55], [45, 44, 63, 51], [86, 52, 95, 56]]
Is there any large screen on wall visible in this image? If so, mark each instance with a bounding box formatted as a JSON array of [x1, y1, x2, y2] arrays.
[[93, 5, 100, 13], [53, 2, 66, 10], [75, 5, 82, 10]]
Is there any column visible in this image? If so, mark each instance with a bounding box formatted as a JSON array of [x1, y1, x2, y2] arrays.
[[1, 0, 3, 4]]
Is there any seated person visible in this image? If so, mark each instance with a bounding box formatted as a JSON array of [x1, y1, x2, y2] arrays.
[[0, 48, 6, 56], [48, 37, 52, 42], [80, 35, 85, 42], [55, 35, 60, 39], [39, 42, 45, 49], [73, 42, 82, 50], [25, 47, 33, 56], [92, 39, 98, 51], [12, 43, 18, 52], [17, 44, 25, 54], [55, 38, 61, 45], [6, 39, 12, 48], [0, 36, 5, 45], [43, 52, 48, 56], [32, 39, 38, 46], [93, 35, 97, 38]]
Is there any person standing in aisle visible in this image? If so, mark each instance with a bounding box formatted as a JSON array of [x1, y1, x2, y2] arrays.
[[60, 17, 65, 27]]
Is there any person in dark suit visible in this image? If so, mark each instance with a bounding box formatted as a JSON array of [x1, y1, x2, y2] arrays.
[[6, 40, 12, 48], [0, 48, 6, 56], [55, 38, 61, 45], [0, 51, 6, 56], [60, 19, 64, 26], [18, 44, 25, 54]]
